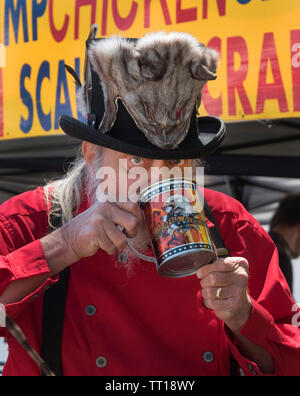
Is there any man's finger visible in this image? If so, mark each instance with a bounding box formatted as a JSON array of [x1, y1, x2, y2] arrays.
[[204, 296, 236, 312], [200, 271, 235, 288], [202, 285, 242, 301], [197, 257, 248, 280], [96, 224, 117, 255], [107, 204, 140, 238], [114, 202, 143, 222], [197, 258, 237, 279], [103, 220, 128, 252]]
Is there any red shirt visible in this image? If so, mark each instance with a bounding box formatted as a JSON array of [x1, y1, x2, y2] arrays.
[[0, 187, 299, 376]]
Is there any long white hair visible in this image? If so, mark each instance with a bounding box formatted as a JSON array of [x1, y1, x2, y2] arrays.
[[44, 147, 103, 228]]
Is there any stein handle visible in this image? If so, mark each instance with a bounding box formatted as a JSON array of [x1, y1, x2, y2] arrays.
[[117, 225, 158, 264], [126, 240, 158, 265]]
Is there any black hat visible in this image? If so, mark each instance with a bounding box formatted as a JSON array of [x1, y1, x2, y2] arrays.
[[60, 32, 226, 160]]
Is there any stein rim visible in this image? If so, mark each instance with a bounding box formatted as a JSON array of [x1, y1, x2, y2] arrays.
[[138, 177, 197, 206]]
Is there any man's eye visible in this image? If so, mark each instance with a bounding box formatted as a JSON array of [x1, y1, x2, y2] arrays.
[[172, 159, 184, 166], [131, 157, 144, 165]]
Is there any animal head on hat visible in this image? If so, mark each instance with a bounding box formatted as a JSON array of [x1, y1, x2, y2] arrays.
[[79, 31, 219, 150]]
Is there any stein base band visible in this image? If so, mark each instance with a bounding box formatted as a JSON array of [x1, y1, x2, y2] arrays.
[[158, 248, 216, 278]]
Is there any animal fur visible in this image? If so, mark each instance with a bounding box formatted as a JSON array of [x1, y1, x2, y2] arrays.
[[84, 31, 219, 150]]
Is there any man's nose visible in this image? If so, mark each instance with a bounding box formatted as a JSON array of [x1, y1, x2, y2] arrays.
[[146, 160, 171, 181], [151, 160, 169, 168]]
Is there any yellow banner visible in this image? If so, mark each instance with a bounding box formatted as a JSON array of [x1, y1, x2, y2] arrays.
[[0, 0, 300, 140]]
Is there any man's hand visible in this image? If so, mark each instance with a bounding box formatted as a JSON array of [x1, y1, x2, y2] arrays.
[[197, 257, 252, 332], [9, 202, 142, 306], [60, 202, 143, 260]]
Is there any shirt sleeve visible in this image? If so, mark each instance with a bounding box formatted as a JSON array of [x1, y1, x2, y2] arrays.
[[0, 215, 57, 336], [0, 238, 51, 295], [223, 215, 300, 376]]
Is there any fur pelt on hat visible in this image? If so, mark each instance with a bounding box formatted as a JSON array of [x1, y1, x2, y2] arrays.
[[79, 31, 219, 150]]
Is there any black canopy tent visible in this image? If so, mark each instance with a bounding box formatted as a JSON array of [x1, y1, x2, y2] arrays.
[[205, 117, 300, 225], [1, 117, 300, 175], [0, 135, 80, 204], [206, 118, 300, 178]]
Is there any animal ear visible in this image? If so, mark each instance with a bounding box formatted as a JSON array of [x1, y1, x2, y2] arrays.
[[190, 47, 219, 81], [137, 48, 167, 81]]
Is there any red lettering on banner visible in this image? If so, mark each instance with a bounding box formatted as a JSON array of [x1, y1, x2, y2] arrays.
[[227, 36, 253, 116], [144, 0, 172, 28], [75, 0, 97, 39], [203, 0, 226, 19], [291, 30, 300, 112], [256, 32, 288, 114], [160, 0, 172, 25], [0, 69, 3, 137], [144, 0, 151, 28], [101, 0, 109, 36], [176, 0, 197, 24], [112, 0, 138, 31], [49, 0, 70, 43], [202, 37, 223, 116]]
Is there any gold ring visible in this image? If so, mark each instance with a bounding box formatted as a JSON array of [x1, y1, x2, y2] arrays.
[[216, 287, 222, 299]]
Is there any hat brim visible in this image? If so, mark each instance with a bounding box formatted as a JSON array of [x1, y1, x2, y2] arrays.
[[60, 103, 226, 160]]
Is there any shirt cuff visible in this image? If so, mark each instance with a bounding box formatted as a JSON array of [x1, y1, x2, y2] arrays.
[[227, 334, 275, 376], [226, 298, 281, 376], [5, 276, 58, 315], [7, 239, 51, 280], [0, 240, 59, 332]]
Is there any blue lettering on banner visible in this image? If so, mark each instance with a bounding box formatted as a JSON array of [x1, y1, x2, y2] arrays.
[[236, 0, 252, 4], [54, 60, 73, 129], [32, 0, 47, 41], [20, 64, 34, 133], [36, 61, 51, 131], [4, 0, 29, 45], [19, 58, 79, 134]]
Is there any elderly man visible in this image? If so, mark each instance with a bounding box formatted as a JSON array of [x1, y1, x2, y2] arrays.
[[0, 31, 300, 376]]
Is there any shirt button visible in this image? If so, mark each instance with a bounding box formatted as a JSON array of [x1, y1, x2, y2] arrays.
[[203, 351, 214, 363], [85, 305, 97, 317], [96, 356, 108, 368]]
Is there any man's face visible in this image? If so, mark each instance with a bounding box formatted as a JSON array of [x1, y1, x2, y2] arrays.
[[100, 147, 193, 202], [82, 144, 198, 266]]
